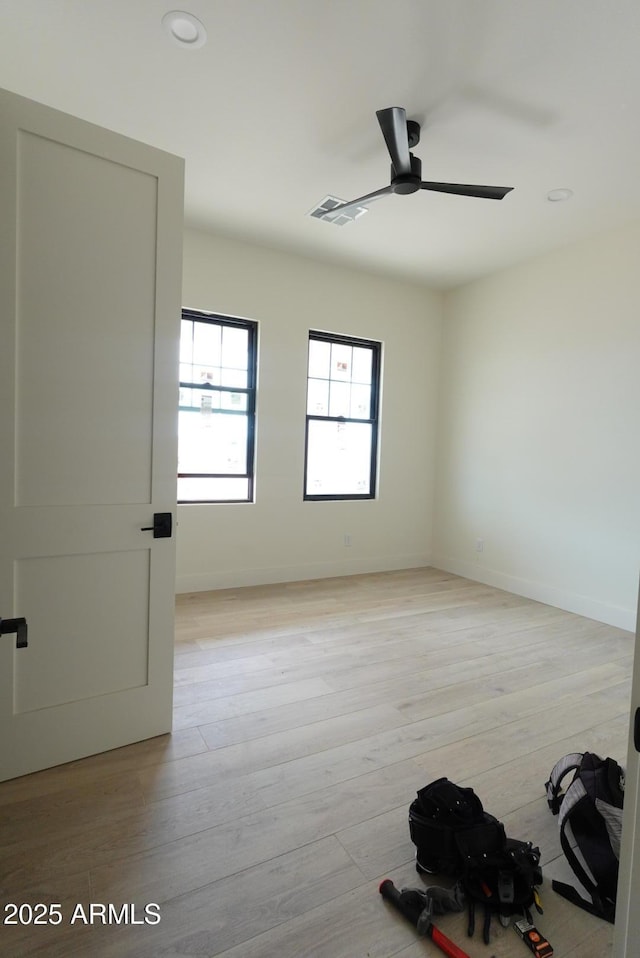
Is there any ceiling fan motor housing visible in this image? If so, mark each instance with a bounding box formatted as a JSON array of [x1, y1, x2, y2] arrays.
[[392, 153, 422, 194]]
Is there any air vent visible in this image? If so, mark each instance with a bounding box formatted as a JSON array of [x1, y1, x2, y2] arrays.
[[308, 196, 368, 226]]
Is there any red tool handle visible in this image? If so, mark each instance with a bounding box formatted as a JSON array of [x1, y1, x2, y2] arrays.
[[428, 923, 472, 958]]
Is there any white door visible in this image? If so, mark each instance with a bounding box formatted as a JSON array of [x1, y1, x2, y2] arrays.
[[0, 89, 184, 782], [613, 581, 640, 956]]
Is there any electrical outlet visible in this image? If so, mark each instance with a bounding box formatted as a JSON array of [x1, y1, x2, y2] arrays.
[[475, 538, 484, 553], [344, 534, 352, 547]]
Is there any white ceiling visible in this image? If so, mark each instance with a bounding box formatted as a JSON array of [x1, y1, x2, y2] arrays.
[[2, 0, 640, 289]]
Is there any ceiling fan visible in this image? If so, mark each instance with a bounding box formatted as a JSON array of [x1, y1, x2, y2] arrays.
[[322, 106, 513, 220]]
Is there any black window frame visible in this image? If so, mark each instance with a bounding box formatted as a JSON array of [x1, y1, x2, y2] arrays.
[[178, 308, 257, 504], [304, 330, 381, 501]]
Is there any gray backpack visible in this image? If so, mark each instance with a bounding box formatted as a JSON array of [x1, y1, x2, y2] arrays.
[[546, 751, 625, 923]]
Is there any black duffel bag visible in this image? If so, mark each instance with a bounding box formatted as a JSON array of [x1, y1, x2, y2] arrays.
[[409, 777, 543, 943]]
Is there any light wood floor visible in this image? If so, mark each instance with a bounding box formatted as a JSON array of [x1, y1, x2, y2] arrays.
[[1, 568, 633, 958]]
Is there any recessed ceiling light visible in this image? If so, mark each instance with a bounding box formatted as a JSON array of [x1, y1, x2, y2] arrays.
[[162, 11, 207, 49], [546, 188, 573, 202]]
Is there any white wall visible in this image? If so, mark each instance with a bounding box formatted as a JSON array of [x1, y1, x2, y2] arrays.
[[177, 228, 443, 592], [433, 220, 640, 631]]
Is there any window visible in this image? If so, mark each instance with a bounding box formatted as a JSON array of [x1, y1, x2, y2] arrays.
[[178, 310, 257, 503], [304, 331, 381, 500]]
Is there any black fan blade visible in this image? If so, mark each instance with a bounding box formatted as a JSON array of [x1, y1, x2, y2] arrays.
[[376, 107, 412, 177], [320, 186, 394, 218], [420, 181, 513, 200]]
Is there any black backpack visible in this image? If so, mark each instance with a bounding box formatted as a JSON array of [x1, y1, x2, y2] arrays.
[[409, 777, 543, 943], [545, 751, 625, 923]]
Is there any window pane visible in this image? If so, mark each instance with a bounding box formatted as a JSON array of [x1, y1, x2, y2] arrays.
[[306, 419, 372, 496], [307, 378, 329, 415], [221, 366, 248, 388], [222, 326, 248, 370], [194, 365, 221, 387], [308, 339, 330, 379], [328, 381, 350, 417], [178, 385, 194, 409], [352, 346, 373, 384], [331, 343, 352, 381], [192, 321, 221, 367], [178, 476, 250, 502], [350, 384, 371, 419], [221, 391, 247, 411], [178, 410, 248, 474], [179, 362, 194, 385]]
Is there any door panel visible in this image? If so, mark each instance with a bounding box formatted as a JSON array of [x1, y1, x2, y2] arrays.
[[0, 88, 184, 782], [14, 551, 150, 711], [15, 129, 157, 507]]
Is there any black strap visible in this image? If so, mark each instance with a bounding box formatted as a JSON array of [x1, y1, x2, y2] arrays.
[[558, 794, 606, 912], [482, 905, 491, 944], [552, 880, 615, 924], [467, 899, 475, 938]]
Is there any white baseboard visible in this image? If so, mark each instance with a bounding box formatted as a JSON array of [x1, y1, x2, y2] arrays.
[[431, 555, 637, 633], [175, 552, 432, 594]]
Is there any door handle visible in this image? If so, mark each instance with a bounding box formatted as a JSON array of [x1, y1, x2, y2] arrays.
[[634, 708, 640, 753], [0, 617, 28, 648], [140, 512, 172, 538]]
